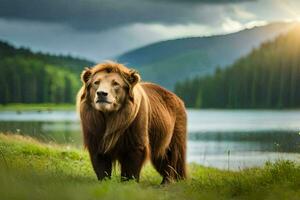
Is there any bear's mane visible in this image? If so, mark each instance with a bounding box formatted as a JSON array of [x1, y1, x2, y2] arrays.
[[77, 61, 148, 153]]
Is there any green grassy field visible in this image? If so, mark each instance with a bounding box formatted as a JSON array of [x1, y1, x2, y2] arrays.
[[0, 103, 75, 111], [0, 133, 299, 200]]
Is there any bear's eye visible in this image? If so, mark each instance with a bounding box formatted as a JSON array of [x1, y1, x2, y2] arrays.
[[112, 81, 120, 87], [93, 80, 100, 86]]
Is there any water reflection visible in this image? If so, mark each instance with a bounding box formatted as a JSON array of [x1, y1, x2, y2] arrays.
[[0, 109, 300, 169], [189, 131, 300, 153], [0, 121, 79, 146]]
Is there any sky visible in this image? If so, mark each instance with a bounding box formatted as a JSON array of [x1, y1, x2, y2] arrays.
[[0, 0, 300, 61]]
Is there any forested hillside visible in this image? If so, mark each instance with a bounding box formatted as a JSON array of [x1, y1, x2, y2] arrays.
[[117, 22, 297, 89], [175, 26, 300, 109], [0, 41, 94, 104]]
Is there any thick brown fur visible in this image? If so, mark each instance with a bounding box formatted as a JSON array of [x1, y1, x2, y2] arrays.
[[77, 61, 187, 183]]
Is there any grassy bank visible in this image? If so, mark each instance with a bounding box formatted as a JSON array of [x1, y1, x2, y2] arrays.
[[0, 133, 299, 200], [0, 103, 75, 111]]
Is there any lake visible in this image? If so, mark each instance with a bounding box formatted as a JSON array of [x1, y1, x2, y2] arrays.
[[0, 109, 300, 170]]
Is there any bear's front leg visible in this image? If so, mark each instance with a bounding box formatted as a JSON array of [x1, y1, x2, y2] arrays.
[[119, 146, 147, 182], [90, 153, 112, 181]]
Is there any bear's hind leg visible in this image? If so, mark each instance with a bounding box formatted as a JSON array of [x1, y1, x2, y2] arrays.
[[152, 131, 187, 184], [172, 122, 187, 181], [152, 148, 178, 184]]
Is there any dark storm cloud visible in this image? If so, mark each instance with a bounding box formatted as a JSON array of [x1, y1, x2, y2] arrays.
[[0, 0, 254, 31], [151, 0, 254, 3]]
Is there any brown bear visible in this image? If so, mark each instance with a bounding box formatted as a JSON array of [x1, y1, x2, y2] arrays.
[[77, 61, 187, 184]]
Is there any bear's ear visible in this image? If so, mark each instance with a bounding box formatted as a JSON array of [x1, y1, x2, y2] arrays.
[[81, 67, 92, 84], [128, 69, 140, 86], [128, 69, 140, 101]]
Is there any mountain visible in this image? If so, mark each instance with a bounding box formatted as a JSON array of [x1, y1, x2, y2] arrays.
[[0, 41, 94, 104], [117, 22, 299, 89], [175, 25, 300, 109]]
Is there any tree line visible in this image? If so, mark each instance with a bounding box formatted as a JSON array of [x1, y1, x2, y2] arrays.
[[175, 26, 300, 109], [0, 41, 93, 104]]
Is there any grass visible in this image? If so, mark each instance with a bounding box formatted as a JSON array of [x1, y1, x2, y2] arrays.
[[0, 133, 299, 200], [0, 103, 75, 111]]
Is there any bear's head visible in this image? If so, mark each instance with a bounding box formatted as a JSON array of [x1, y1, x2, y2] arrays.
[[80, 62, 140, 113]]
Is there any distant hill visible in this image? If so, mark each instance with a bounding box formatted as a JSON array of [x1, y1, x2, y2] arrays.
[[0, 41, 94, 73], [117, 22, 298, 89], [0, 41, 94, 104], [175, 25, 300, 109]]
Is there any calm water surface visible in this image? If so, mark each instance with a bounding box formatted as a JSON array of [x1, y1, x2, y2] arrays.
[[0, 109, 300, 170]]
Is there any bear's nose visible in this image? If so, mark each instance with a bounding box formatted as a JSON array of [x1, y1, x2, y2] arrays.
[[97, 91, 108, 97]]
